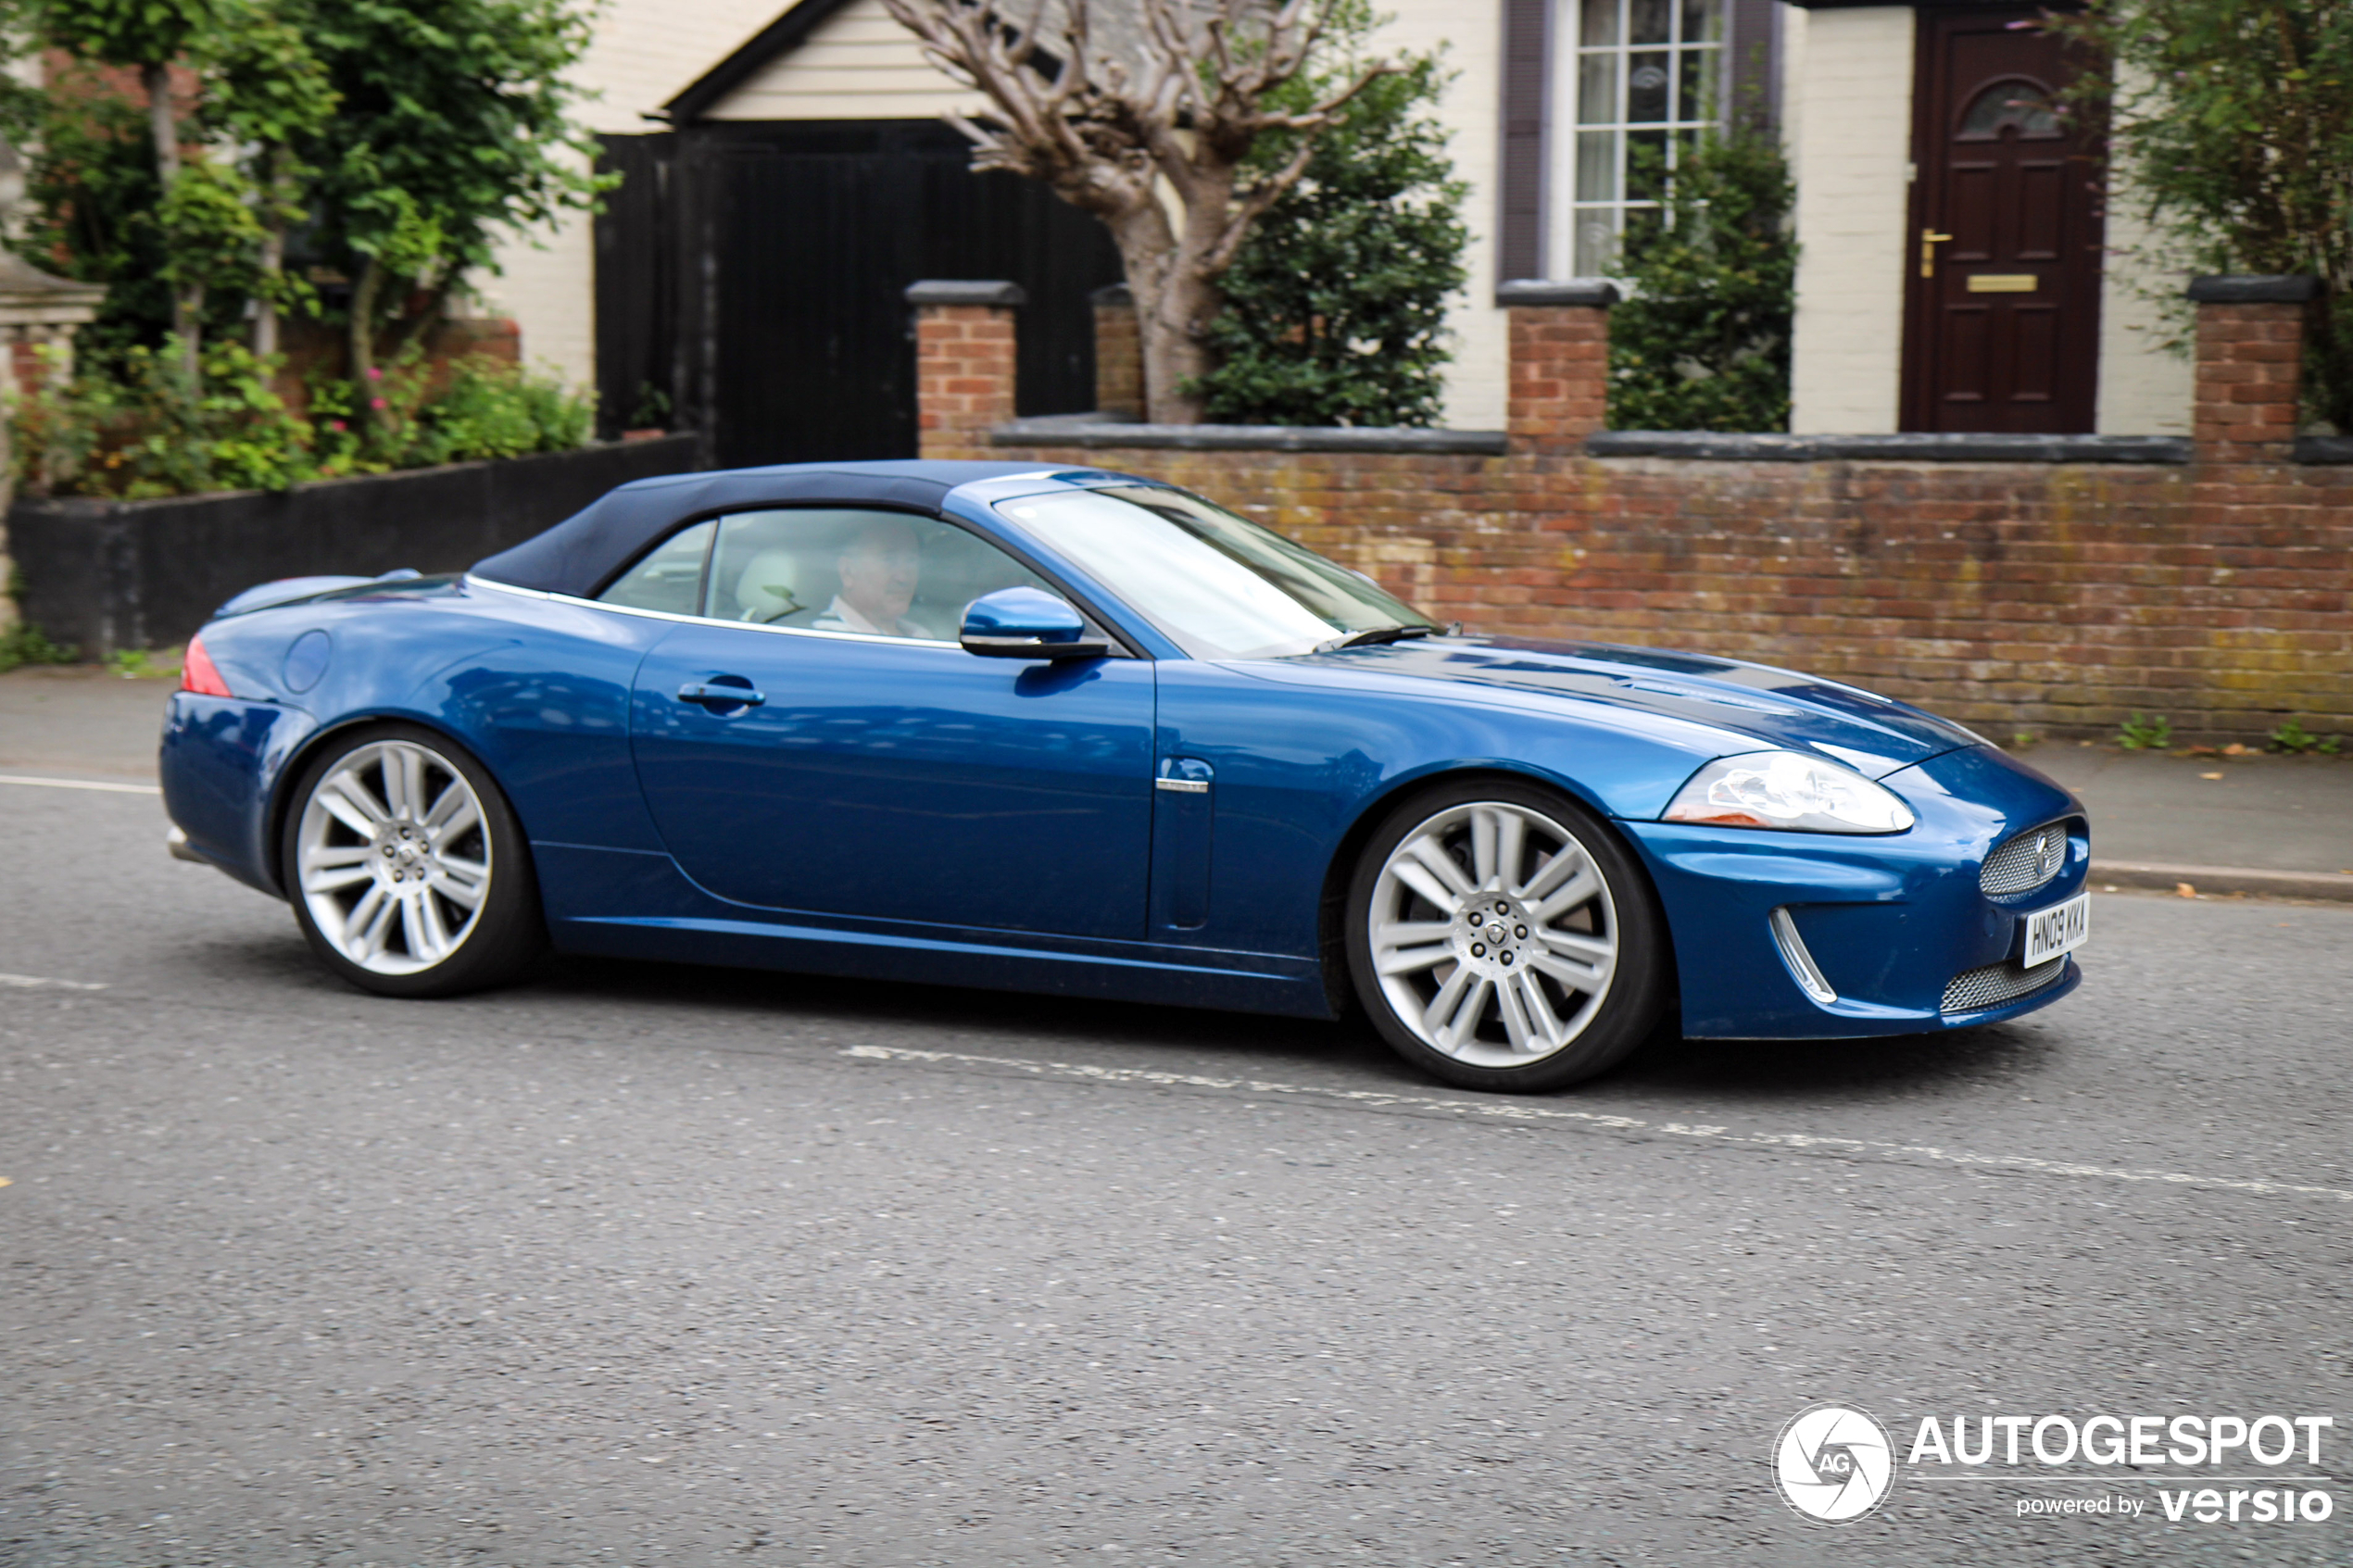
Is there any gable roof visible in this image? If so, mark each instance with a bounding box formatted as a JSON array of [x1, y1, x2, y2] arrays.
[[661, 0, 865, 123], [661, 0, 1188, 125]]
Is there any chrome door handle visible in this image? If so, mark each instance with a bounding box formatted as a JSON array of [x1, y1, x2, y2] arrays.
[[676, 681, 765, 709]]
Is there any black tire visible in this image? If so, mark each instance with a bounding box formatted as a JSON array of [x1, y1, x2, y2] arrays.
[[279, 722, 545, 998], [1344, 776, 1670, 1092]]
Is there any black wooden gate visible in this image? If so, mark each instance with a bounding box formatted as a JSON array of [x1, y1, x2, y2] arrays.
[[596, 121, 1123, 468]]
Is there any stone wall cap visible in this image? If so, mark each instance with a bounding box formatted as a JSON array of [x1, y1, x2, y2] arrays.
[[0, 248, 107, 321], [991, 419, 1508, 455], [907, 280, 1026, 307], [1588, 430, 2196, 465], [1497, 278, 1620, 307], [2186, 275, 2323, 304], [1088, 282, 1134, 307]]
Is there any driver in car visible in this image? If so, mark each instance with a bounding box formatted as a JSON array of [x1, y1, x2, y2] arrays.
[[812, 515, 934, 638]]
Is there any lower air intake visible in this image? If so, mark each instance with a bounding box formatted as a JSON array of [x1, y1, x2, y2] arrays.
[[1942, 956, 2069, 1014]]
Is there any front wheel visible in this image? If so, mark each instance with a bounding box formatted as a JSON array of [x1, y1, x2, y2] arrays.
[[281, 724, 544, 997], [1345, 779, 1670, 1092]]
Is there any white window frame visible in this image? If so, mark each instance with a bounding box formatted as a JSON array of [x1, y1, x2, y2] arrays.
[[1545, 0, 1729, 278]]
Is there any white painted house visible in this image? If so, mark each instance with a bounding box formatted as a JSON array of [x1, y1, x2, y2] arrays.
[[481, 0, 2189, 451]]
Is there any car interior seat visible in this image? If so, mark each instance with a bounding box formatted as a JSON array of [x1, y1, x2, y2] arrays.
[[729, 548, 832, 624]]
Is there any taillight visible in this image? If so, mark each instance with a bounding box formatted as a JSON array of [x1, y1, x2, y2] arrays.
[[181, 634, 233, 697]]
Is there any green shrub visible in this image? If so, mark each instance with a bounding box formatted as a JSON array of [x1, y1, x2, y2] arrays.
[[2268, 719, 2343, 756], [14, 343, 595, 498], [15, 337, 318, 499], [414, 355, 597, 465], [1193, 34, 1468, 427], [2117, 712, 2173, 750], [107, 646, 180, 679], [0, 621, 77, 672], [1606, 127, 1796, 433], [2053, 1, 2353, 433]]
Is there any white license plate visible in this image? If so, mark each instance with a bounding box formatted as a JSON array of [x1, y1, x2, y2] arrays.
[[2021, 892, 2091, 967]]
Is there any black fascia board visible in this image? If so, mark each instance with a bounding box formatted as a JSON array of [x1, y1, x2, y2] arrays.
[[660, 0, 863, 124], [1779, 0, 2067, 7]]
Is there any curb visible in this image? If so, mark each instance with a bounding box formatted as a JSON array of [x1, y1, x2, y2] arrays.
[[2091, 860, 2353, 903]]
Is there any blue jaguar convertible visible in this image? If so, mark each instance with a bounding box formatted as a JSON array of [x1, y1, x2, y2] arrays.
[[160, 459, 2088, 1091]]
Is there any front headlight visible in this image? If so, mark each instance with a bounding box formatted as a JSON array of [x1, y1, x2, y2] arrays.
[[1662, 749, 1916, 834]]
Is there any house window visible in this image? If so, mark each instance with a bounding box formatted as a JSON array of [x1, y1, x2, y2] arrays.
[[1560, 0, 1725, 274]]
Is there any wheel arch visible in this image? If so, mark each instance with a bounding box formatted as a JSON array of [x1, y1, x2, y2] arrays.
[[262, 710, 515, 897], [1312, 761, 1677, 1021]]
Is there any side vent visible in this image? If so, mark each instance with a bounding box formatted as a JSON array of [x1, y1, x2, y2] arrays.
[[1768, 907, 1838, 1006]]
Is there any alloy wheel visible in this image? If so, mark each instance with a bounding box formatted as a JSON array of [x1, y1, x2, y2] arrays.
[[294, 738, 491, 974], [1365, 800, 1620, 1066]]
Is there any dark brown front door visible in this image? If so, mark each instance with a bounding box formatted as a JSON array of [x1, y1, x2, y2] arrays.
[[1901, 8, 2104, 433]]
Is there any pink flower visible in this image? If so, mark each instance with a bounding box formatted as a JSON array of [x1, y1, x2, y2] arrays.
[[329, 419, 346, 432], [370, 397, 387, 410], [366, 366, 384, 381]]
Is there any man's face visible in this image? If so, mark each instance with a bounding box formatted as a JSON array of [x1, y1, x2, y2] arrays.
[[837, 521, 921, 624]]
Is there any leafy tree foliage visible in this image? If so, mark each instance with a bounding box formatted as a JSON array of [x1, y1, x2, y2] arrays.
[[8, 72, 174, 356], [1194, 47, 1467, 428], [19, 0, 224, 360], [24, 0, 213, 68], [2051, 1, 2353, 431], [2, 0, 604, 463], [201, 0, 337, 355], [1604, 128, 1794, 433], [6, 1, 596, 355], [291, 0, 606, 407]]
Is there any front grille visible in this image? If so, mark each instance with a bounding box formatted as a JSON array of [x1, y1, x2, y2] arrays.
[[1942, 957, 2069, 1014], [1980, 823, 2070, 896]]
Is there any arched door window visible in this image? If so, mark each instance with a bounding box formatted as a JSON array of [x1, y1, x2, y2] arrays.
[[1956, 78, 2063, 141]]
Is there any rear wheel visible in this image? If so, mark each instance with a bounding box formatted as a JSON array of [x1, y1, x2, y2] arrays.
[[282, 724, 543, 997], [1345, 778, 1669, 1092]]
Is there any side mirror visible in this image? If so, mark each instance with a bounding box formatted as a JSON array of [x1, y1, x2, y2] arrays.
[[960, 586, 1109, 660]]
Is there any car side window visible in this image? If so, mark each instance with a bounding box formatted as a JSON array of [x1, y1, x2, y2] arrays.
[[700, 508, 1061, 641], [598, 519, 715, 615]]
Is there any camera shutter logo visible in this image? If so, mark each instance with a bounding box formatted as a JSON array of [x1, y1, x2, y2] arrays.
[[1774, 1403, 1895, 1524]]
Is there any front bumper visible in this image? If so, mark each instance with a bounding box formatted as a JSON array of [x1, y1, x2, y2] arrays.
[[1624, 745, 2086, 1039]]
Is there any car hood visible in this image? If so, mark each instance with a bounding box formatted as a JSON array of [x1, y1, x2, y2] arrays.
[[1254, 634, 1983, 778]]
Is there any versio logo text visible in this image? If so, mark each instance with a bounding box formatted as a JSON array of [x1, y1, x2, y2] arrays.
[[1906, 1413, 2335, 1527]]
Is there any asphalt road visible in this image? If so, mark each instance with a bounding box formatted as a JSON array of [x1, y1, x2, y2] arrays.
[[3, 773, 2349, 1565]]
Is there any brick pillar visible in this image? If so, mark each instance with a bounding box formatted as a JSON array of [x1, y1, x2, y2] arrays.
[[1089, 282, 1142, 420], [2188, 275, 2319, 464], [909, 280, 1025, 459], [1500, 280, 1617, 455]]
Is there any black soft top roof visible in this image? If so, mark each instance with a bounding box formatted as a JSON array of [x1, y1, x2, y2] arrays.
[[470, 459, 1051, 598]]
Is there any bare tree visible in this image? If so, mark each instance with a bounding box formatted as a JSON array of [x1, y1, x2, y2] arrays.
[[880, 0, 1393, 423]]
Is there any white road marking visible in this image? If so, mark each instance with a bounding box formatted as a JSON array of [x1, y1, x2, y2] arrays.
[[0, 773, 160, 796], [840, 1043, 2353, 1203], [0, 972, 109, 991]]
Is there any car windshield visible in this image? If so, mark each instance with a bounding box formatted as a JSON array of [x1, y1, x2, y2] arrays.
[[994, 484, 1438, 660]]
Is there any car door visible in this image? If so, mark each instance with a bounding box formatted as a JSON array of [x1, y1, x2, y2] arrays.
[[618, 507, 1155, 939]]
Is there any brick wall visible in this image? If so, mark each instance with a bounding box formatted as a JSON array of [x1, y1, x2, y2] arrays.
[[917, 289, 2353, 744], [911, 283, 1026, 446], [2193, 299, 2307, 464], [1090, 285, 1143, 421]]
